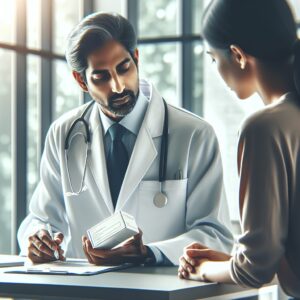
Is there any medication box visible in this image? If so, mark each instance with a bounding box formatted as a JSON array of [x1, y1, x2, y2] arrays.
[[87, 211, 139, 249]]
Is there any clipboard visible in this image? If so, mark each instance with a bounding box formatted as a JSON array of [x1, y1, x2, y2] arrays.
[[4, 258, 134, 276]]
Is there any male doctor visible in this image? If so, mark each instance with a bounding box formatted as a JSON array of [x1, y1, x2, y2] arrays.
[[18, 12, 233, 265]]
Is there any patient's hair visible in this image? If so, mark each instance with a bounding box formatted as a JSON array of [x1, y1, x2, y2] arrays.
[[65, 12, 137, 79], [202, 0, 300, 95]]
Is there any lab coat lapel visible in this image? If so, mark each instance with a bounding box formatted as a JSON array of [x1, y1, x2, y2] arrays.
[[87, 104, 114, 214], [116, 84, 165, 210]]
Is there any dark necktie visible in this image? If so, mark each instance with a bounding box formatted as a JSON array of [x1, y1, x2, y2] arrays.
[[107, 123, 129, 207]]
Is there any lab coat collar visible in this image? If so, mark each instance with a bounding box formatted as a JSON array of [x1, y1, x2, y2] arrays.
[[140, 78, 165, 138], [88, 105, 114, 213], [87, 79, 166, 213], [116, 79, 165, 210]]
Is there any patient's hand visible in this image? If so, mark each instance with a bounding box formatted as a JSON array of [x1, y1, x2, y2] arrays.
[[178, 242, 231, 280]]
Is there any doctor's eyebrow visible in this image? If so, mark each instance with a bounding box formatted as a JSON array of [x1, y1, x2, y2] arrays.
[[91, 58, 131, 75]]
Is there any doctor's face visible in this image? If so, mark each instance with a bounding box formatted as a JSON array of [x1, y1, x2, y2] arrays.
[[76, 40, 139, 120]]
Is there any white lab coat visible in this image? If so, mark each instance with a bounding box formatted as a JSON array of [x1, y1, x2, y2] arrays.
[[18, 80, 233, 264]]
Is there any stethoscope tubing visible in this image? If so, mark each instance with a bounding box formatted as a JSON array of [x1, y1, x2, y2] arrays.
[[64, 100, 94, 150], [159, 99, 168, 183]]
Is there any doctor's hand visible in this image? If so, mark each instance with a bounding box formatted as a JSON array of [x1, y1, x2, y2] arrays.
[[178, 242, 231, 281], [82, 229, 150, 266], [27, 229, 65, 263]]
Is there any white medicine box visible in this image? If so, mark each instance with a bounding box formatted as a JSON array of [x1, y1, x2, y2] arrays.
[[87, 211, 139, 249]]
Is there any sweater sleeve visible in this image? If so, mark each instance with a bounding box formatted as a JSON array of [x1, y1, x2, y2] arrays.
[[230, 117, 289, 287]]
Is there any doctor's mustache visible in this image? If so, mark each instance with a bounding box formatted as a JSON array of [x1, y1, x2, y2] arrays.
[[109, 90, 136, 102]]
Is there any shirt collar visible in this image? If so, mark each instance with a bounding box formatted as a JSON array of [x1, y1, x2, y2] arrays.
[[98, 88, 149, 136]]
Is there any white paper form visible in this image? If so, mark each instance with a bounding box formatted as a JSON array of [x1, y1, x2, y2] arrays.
[[0, 255, 26, 267], [4, 258, 133, 276]]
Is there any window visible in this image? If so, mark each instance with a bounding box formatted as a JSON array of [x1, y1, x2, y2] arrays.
[[0, 49, 13, 253], [138, 0, 178, 38], [0, 1, 15, 44], [129, 0, 205, 112], [138, 43, 180, 104]]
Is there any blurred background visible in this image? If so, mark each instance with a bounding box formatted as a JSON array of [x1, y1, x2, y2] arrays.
[[0, 0, 299, 254]]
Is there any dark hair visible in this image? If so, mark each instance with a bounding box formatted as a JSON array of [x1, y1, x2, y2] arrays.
[[65, 12, 137, 78], [202, 0, 300, 95]]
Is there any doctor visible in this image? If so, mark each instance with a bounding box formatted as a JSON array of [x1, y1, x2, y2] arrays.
[[18, 12, 233, 265]]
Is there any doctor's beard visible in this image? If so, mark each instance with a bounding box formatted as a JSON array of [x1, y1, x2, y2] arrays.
[[104, 89, 139, 117]]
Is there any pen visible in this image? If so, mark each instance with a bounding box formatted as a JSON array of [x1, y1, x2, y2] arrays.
[[27, 269, 69, 274], [46, 223, 60, 260]]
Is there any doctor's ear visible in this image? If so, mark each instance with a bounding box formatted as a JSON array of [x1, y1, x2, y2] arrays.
[[230, 45, 248, 70], [133, 48, 139, 66], [72, 71, 88, 92]]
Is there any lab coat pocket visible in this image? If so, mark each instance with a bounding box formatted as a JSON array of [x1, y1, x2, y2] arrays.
[[137, 179, 188, 243]]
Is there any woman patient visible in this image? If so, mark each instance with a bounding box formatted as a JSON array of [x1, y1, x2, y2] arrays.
[[178, 0, 300, 298]]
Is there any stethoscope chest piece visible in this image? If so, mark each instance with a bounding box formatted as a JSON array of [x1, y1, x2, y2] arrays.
[[153, 192, 168, 208]]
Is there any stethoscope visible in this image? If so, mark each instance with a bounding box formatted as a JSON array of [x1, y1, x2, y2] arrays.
[[64, 98, 169, 208]]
